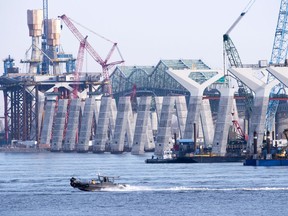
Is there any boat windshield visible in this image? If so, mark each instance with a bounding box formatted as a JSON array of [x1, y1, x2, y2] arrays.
[[98, 175, 114, 183]]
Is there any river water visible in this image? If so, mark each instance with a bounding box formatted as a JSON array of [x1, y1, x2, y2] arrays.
[[1, 152, 288, 216]]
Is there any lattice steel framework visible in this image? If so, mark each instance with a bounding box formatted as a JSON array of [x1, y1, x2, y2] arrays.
[[111, 59, 211, 100], [3, 84, 38, 142], [266, 0, 288, 131], [270, 0, 288, 64]]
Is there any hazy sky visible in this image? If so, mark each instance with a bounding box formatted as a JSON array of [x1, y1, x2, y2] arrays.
[[0, 0, 280, 115]]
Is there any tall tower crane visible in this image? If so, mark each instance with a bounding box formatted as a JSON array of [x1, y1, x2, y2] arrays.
[[270, 0, 288, 65], [266, 0, 288, 131], [59, 15, 124, 96]]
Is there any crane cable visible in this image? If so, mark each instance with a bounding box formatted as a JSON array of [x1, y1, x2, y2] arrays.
[[66, 16, 115, 44]]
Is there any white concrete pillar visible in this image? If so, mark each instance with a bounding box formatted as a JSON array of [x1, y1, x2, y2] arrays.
[[212, 87, 235, 156]]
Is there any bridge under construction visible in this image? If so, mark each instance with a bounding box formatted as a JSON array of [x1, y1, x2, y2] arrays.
[[1, 1, 288, 157]]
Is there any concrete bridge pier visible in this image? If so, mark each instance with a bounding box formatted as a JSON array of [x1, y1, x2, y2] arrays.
[[229, 68, 279, 154]]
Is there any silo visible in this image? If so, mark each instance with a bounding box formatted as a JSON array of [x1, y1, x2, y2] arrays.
[[47, 19, 61, 47], [27, 9, 43, 73], [27, 9, 43, 37], [47, 19, 61, 74]]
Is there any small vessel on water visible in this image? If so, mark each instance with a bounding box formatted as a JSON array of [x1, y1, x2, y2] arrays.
[[145, 138, 245, 164], [70, 174, 127, 191]]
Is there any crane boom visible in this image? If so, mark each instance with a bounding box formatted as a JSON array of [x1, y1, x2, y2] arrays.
[[224, 0, 255, 120], [59, 14, 104, 65], [223, 35, 243, 68], [75, 37, 87, 75], [72, 38, 86, 99], [59, 14, 125, 96], [224, 0, 255, 68], [225, 12, 246, 36], [225, 0, 255, 35]]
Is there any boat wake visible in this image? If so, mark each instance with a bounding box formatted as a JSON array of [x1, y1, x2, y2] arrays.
[[97, 185, 288, 192]]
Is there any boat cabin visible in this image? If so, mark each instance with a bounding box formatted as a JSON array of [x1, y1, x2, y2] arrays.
[[173, 139, 195, 155], [97, 175, 115, 183]]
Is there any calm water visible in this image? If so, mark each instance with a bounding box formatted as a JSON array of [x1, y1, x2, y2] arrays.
[[1, 152, 288, 216]]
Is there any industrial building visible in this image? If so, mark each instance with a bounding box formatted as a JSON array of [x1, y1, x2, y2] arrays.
[[1, 0, 288, 158]]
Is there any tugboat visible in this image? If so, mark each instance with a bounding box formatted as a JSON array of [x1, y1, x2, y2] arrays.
[[70, 174, 127, 191]]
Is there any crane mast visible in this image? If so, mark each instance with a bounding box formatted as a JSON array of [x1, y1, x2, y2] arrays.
[[266, 0, 288, 131], [270, 0, 288, 64]]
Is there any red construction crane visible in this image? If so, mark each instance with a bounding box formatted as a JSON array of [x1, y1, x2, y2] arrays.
[[59, 14, 124, 96], [231, 112, 248, 141], [73, 36, 87, 99]]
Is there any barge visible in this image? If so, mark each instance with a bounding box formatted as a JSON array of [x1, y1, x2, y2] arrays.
[[243, 131, 288, 166], [244, 158, 288, 166], [146, 135, 246, 164], [145, 155, 244, 164]]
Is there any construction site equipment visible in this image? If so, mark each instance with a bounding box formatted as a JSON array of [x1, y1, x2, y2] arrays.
[[41, 0, 49, 74], [270, 0, 288, 65], [266, 0, 288, 131], [223, 0, 255, 68], [59, 14, 124, 96], [224, 0, 255, 128]]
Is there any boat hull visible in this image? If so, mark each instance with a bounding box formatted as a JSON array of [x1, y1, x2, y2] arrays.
[[244, 159, 288, 166], [70, 177, 126, 191]]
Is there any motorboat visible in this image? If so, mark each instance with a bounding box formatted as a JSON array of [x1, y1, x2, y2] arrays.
[[70, 174, 127, 191]]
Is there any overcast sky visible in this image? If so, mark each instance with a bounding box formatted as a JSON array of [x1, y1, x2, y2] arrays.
[[0, 0, 280, 115]]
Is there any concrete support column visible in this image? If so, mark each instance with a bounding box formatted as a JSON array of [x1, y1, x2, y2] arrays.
[[155, 96, 175, 156], [145, 115, 155, 151], [93, 97, 113, 153], [51, 99, 68, 151], [155, 96, 163, 126], [229, 68, 279, 155], [111, 97, 133, 153], [167, 69, 224, 144], [40, 100, 56, 147], [212, 87, 235, 156], [248, 96, 270, 153], [175, 96, 188, 138], [200, 98, 214, 147], [184, 96, 202, 140], [131, 96, 152, 155], [77, 98, 96, 152], [63, 98, 81, 152]]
